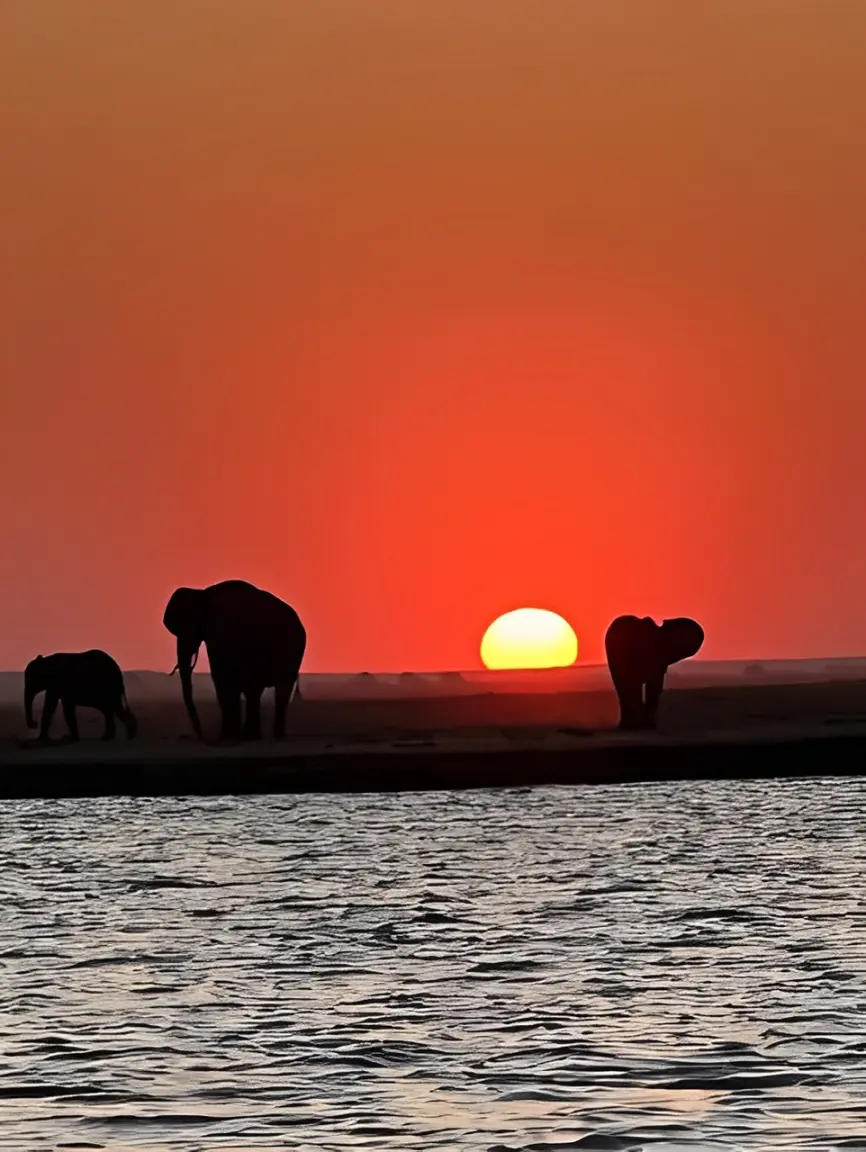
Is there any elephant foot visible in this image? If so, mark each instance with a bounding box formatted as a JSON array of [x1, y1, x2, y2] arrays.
[[620, 719, 657, 733], [618, 717, 646, 732]]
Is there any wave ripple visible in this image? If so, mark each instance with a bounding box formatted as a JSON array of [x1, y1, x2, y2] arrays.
[[1, 779, 865, 1148]]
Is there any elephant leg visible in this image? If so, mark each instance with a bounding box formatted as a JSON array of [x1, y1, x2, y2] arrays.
[[609, 664, 644, 731], [61, 698, 80, 742], [38, 691, 59, 742], [243, 689, 263, 741], [642, 670, 666, 730], [101, 706, 117, 741], [215, 683, 242, 741], [620, 682, 646, 730], [273, 681, 291, 739]]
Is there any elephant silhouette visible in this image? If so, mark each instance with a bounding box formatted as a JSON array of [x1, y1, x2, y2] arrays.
[[25, 650, 138, 743], [604, 615, 704, 731], [163, 579, 306, 742]]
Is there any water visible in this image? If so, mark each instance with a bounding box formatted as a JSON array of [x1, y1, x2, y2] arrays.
[[2, 780, 865, 1150]]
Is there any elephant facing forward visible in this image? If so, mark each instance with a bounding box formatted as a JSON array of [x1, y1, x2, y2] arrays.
[[163, 579, 306, 742], [604, 615, 704, 731], [25, 650, 138, 743]]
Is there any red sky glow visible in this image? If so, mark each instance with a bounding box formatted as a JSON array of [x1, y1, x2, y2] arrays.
[[3, 2, 866, 671]]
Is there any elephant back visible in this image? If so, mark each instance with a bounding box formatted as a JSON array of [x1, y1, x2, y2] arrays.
[[605, 615, 663, 676], [203, 581, 306, 680]]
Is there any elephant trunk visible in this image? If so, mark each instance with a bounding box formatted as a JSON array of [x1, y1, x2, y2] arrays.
[[24, 683, 37, 729], [176, 638, 203, 739]]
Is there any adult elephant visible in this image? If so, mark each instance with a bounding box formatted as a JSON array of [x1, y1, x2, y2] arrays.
[[604, 616, 704, 731], [163, 580, 306, 742], [24, 650, 137, 743]]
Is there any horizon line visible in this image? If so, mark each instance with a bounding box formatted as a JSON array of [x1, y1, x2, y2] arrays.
[[2, 655, 866, 677]]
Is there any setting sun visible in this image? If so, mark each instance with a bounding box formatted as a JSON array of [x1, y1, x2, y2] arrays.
[[480, 608, 578, 670]]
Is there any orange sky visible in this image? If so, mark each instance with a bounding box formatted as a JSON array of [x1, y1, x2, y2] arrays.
[[3, 1, 866, 671]]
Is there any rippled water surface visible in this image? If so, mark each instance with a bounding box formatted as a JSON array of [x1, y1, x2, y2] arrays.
[[2, 780, 866, 1150]]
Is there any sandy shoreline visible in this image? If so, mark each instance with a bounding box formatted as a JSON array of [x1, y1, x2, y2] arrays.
[[2, 673, 865, 797], [0, 730, 863, 799]]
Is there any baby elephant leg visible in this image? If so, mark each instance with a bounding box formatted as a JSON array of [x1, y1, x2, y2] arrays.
[[61, 698, 80, 742], [101, 705, 117, 741], [38, 691, 59, 743], [117, 704, 137, 739]]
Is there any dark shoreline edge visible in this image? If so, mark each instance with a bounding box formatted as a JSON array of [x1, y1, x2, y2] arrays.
[[0, 732, 862, 799]]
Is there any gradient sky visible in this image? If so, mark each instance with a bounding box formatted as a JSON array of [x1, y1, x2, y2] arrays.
[[3, 1, 866, 672]]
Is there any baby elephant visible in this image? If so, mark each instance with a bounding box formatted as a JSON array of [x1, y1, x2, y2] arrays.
[[24, 650, 138, 743]]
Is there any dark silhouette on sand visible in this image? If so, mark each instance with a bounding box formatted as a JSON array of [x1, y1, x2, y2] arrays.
[[163, 579, 306, 742], [24, 650, 138, 743], [605, 616, 704, 730]]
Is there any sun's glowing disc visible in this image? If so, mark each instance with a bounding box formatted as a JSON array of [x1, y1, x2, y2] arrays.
[[480, 608, 578, 670]]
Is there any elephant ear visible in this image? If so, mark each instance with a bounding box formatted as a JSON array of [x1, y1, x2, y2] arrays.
[[163, 587, 205, 638], [660, 618, 704, 665]]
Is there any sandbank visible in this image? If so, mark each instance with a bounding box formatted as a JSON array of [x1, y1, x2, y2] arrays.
[[1, 664, 865, 798]]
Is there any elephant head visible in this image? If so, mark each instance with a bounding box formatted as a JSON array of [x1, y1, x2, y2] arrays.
[[659, 617, 705, 666], [163, 587, 207, 738], [24, 655, 45, 730]]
